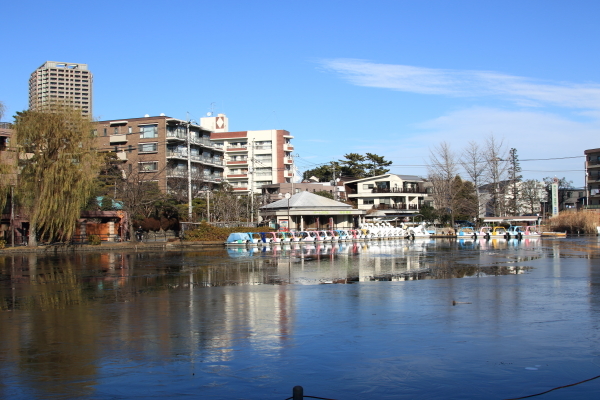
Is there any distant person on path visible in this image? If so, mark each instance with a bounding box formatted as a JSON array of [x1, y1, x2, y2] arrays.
[[136, 226, 144, 242]]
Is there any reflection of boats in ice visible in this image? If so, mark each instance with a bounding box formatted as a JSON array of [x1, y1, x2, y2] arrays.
[[540, 231, 567, 237]]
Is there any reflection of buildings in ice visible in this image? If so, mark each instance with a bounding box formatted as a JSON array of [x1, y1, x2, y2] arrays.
[[187, 284, 295, 362], [356, 239, 432, 281], [223, 238, 546, 285]]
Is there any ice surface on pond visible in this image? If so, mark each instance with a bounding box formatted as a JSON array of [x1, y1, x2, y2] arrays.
[[1, 237, 600, 399]]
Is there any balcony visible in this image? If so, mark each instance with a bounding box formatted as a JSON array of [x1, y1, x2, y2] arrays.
[[227, 159, 249, 166], [116, 151, 127, 161], [283, 143, 294, 152], [109, 134, 127, 144], [284, 170, 294, 178], [226, 145, 247, 152], [166, 131, 187, 141], [254, 145, 272, 152], [203, 157, 223, 166], [283, 158, 293, 165], [190, 137, 213, 147], [166, 169, 188, 178], [167, 150, 186, 159], [227, 174, 248, 179]]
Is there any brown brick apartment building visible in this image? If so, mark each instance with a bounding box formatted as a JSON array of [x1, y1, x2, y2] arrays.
[[95, 116, 225, 196]]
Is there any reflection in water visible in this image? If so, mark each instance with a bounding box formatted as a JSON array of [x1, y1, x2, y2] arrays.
[[2, 237, 600, 399], [0, 239, 545, 311]]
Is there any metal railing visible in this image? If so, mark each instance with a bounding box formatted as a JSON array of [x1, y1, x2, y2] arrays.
[[371, 187, 426, 194], [373, 203, 420, 210]]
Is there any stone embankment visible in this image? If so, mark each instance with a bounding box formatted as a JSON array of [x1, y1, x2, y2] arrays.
[[0, 241, 223, 254]]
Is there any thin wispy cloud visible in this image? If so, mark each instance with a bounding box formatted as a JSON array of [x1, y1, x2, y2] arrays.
[[320, 59, 600, 110]]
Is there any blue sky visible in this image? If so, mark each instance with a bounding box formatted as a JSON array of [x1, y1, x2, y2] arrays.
[[2, 0, 599, 186]]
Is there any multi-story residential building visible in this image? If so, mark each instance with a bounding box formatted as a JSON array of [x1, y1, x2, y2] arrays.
[[203, 114, 294, 194], [0, 121, 19, 244], [95, 116, 225, 196], [0, 122, 12, 159], [345, 174, 433, 215], [585, 148, 600, 208], [29, 61, 93, 117]]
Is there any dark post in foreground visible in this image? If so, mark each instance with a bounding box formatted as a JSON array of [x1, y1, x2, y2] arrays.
[[293, 385, 303, 400]]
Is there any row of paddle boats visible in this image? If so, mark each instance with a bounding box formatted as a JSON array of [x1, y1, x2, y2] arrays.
[[226, 224, 544, 246], [226, 226, 431, 246], [457, 225, 542, 239]]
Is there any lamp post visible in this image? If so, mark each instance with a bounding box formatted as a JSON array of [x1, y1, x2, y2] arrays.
[[285, 192, 291, 231], [206, 190, 210, 223]]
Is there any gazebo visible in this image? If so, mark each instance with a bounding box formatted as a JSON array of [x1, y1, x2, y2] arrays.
[[260, 191, 365, 231]]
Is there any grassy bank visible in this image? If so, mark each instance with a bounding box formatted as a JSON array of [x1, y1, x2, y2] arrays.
[[546, 211, 600, 234], [184, 222, 274, 242]]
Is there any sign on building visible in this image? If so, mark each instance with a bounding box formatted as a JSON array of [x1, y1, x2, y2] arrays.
[[551, 178, 559, 217]]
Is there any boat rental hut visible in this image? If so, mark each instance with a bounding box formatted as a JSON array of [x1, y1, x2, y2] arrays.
[[259, 191, 365, 231]]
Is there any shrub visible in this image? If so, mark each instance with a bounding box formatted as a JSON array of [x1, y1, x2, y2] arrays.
[[88, 234, 102, 245], [184, 222, 274, 241]]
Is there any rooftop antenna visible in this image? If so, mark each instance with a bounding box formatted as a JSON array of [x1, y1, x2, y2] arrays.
[[206, 102, 216, 117]]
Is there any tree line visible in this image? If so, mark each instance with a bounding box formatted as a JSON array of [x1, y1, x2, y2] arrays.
[[427, 136, 573, 225], [302, 152, 393, 182]]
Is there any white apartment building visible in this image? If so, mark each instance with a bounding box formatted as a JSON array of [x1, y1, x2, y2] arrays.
[[203, 114, 294, 194], [29, 61, 93, 116], [345, 174, 433, 215]]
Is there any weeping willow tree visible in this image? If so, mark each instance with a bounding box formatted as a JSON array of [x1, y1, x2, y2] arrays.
[[14, 103, 101, 244]]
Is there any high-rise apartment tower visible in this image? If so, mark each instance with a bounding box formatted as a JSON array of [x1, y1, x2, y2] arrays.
[[29, 61, 93, 117]]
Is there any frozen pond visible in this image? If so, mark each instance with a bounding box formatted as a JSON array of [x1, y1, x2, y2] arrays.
[[1, 237, 600, 399]]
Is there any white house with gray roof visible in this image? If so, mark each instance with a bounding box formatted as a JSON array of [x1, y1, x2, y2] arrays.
[[259, 191, 365, 231], [345, 174, 433, 216]]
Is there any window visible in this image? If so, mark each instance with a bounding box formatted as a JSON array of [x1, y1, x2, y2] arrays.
[[140, 124, 158, 138], [113, 127, 119, 134], [103, 128, 107, 137], [363, 199, 375, 205], [363, 184, 374, 190], [139, 161, 159, 172], [128, 126, 132, 134], [139, 142, 158, 153]]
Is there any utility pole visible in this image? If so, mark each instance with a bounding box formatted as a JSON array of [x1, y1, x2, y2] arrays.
[[249, 139, 254, 224], [186, 120, 192, 221], [332, 161, 337, 200], [10, 185, 14, 247]]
